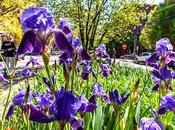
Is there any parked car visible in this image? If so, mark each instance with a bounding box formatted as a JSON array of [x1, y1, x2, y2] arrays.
[[120, 53, 135, 60], [135, 52, 152, 64]]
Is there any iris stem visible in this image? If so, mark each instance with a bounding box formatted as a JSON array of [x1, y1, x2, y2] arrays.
[[71, 70, 75, 92], [2, 78, 12, 121], [60, 123, 65, 130], [115, 104, 120, 125], [159, 80, 162, 104], [0, 53, 10, 74], [45, 64, 56, 98], [63, 64, 70, 91], [86, 78, 89, 97]]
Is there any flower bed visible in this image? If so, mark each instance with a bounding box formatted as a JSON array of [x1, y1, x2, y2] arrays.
[[1, 6, 175, 130]]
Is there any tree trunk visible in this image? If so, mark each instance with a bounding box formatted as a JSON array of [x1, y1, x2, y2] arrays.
[[85, 0, 92, 51], [77, 0, 85, 48], [99, 31, 106, 44]]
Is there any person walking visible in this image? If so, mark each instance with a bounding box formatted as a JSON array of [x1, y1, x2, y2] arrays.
[[1, 34, 16, 75]]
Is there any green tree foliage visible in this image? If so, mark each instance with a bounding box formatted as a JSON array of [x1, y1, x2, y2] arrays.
[[109, 1, 146, 44], [140, 1, 175, 49], [42, 0, 121, 51], [0, 0, 41, 45], [42, 0, 147, 51]]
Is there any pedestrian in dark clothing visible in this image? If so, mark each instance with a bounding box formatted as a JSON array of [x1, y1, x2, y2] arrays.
[[1, 34, 16, 73]]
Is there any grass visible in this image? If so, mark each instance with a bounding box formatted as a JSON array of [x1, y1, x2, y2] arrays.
[[1, 62, 174, 129]]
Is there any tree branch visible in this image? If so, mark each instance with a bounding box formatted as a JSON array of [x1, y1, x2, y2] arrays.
[[0, 5, 18, 16]]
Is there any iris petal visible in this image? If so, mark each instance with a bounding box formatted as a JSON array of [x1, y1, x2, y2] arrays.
[[79, 48, 91, 61], [140, 118, 164, 130], [17, 31, 42, 55], [54, 30, 73, 56], [5, 105, 14, 120], [29, 105, 56, 123], [54, 91, 81, 122]]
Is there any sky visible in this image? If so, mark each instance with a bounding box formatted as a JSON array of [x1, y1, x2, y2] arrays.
[[146, 0, 164, 5]]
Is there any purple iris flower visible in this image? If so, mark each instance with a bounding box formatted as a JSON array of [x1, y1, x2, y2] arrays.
[[92, 83, 104, 96], [0, 72, 9, 82], [153, 94, 175, 115], [165, 52, 175, 64], [17, 7, 55, 55], [71, 118, 84, 130], [13, 89, 32, 106], [21, 68, 34, 78], [58, 18, 89, 61], [29, 87, 82, 124], [0, 63, 3, 68], [95, 44, 109, 58], [29, 105, 56, 123], [147, 39, 175, 92], [151, 67, 174, 91], [140, 117, 164, 130], [20, 7, 55, 32], [6, 89, 32, 120], [59, 52, 73, 65], [156, 38, 173, 56], [26, 56, 40, 67], [33, 90, 54, 109], [53, 90, 82, 122], [55, 30, 74, 57], [73, 38, 81, 49], [59, 18, 72, 34], [43, 75, 56, 87], [147, 38, 175, 65], [147, 53, 160, 65], [109, 90, 130, 105], [78, 47, 91, 61], [100, 64, 112, 77], [78, 95, 97, 113], [56, 18, 91, 65], [92, 83, 110, 104], [81, 64, 95, 80]]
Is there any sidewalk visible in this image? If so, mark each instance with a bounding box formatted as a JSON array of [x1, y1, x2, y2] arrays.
[[0, 55, 59, 117], [0, 55, 58, 87]]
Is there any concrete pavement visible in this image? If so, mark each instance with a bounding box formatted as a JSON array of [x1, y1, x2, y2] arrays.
[[112, 59, 153, 71], [0, 55, 59, 87]]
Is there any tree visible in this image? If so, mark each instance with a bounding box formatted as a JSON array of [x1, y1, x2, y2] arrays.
[[0, 0, 41, 45], [105, 0, 146, 54], [42, 0, 120, 51], [140, 1, 175, 49]]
